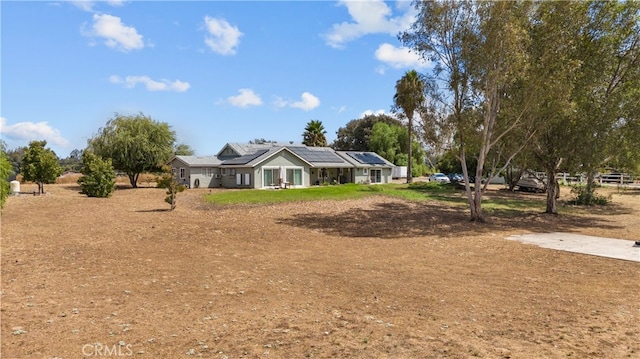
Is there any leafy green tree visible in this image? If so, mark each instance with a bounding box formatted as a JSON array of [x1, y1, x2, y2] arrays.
[[333, 114, 403, 151], [369, 121, 427, 177], [174, 143, 195, 156], [249, 138, 277, 145], [77, 151, 116, 198], [393, 70, 426, 184], [523, 2, 585, 213], [21, 140, 63, 195], [302, 120, 327, 147], [59, 148, 84, 172], [401, 1, 535, 221], [0, 148, 13, 208], [369, 122, 407, 165], [88, 113, 176, 188], [4, 146, 26, 179], [156, 165, 185, 211], [521, 1, 640, 211], [570, 1, 640, 203]]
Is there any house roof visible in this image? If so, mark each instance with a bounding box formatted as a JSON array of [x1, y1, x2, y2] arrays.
[[173, 145, 394, 169], [171, 155, 221, 166], [217, 142, 294, 157], [336, 151, 395, 168], [221, 146, 313, 168], [288, 146, 352, 168]]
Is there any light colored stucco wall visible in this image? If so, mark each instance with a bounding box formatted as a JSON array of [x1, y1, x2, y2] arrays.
[[257, 152, 309, 188], [352, 167, 393, 184]]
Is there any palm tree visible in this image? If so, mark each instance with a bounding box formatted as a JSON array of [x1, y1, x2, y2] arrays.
[[302, 120, 328, 147], [393, 69, 425, 183]]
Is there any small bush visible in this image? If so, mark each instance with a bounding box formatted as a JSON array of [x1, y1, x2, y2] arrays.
[[78, 152, 116, 198], [156, 166, 185, 210], [568, 185, 610, 206]]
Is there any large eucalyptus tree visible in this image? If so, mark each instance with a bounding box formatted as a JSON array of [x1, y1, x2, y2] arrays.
[[401, 1, 535, 221]]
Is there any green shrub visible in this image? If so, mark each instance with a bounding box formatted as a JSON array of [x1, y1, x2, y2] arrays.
[[78, 152, 116, 198], [568, 185, 610, 206], [156, 165, 185, 210], [0, 151, 13, 208]]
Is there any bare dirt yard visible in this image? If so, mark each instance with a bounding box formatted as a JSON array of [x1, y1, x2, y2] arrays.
[[2, 182, 639, 358]]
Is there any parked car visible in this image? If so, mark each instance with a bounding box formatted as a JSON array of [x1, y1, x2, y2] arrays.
[[429, 173, 451, 183], [516, 177, 545, 192], [447, 173, 463, 183]]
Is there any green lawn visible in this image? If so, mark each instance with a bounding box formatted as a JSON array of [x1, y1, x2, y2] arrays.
[[203, 181, 560, 216], [206, 181, 464, 205]]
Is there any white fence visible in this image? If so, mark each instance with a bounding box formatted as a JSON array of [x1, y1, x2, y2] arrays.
[[530, 172, 639, 185]]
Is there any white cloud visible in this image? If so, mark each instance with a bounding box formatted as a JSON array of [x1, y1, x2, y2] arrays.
[[227, 89, 263, 107], [109, 75, 190, 92], [71, 1, 95, 12], [84, 13, 144, 51], [291, 92, 321, 111], [324, 0, 416, 48], [375, 43, 431, 69], [273, 97, 288, 109], [106, 0, 126, 6], [273, 92, 321, 111], [71, 1, 125, 12], [203, 16, 243, 55], [0, 117, 70, 147]]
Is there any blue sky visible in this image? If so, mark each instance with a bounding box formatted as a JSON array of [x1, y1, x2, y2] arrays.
[[1, 0, 431, 157]]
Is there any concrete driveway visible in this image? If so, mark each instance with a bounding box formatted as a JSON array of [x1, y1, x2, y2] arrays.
[[506, 232, 640, 262]]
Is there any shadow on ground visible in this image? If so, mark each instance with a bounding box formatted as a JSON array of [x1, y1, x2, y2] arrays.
[[276, 200, 624, 239]]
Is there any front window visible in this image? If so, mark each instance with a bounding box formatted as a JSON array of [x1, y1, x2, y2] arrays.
[[179, 168, 186, 179]]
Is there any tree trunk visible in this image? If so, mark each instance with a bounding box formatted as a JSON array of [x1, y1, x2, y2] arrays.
[[407, 115, 413, 184], [545, 171, 558, 214], [471, 177, 485, 222], [128, 173, 138, 188], [585, 169, 596, 197], [460, 151, 485, 222], [38, 182, 44, 195], [507, 167, 524, 191]]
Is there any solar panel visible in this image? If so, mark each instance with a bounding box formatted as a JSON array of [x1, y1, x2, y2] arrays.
[[289, 147, 345, 163], [222, 149, 269, 165], [347, 152, 388, 165]]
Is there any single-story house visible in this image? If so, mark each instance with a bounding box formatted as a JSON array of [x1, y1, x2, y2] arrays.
[[168, 143, 395, 189]]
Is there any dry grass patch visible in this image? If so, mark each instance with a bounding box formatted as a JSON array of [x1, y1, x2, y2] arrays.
[[1, 184, 639, 358]]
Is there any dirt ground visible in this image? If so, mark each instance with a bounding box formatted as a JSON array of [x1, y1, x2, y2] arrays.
[[1, 181, 639, 358]]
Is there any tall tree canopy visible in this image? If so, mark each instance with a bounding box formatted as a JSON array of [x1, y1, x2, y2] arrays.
[[402, 1, 539, 221], [174, 143, 195, 156], [569, 1, 640, 203], [402, 0, 640, 218], [302, 120, 328, 147], [88, 113, 176, 188], [59, 148, 84, 172], [369, 122, 408, 166], [21, 140, 63, 195], [332, 114, 402, 151], [393, 69, 426, 183]]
